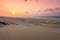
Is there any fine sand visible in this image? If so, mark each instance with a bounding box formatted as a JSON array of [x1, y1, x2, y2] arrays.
[[0, 17, 60, 40]]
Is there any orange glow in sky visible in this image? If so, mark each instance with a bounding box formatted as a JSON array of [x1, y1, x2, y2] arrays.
[[0, 0, 60, 17]]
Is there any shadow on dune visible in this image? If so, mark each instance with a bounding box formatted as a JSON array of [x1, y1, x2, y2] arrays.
[[0, 21, 9, 28]]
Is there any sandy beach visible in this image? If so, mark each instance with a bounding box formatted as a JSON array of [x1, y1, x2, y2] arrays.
[[0, 17, 60, 40]]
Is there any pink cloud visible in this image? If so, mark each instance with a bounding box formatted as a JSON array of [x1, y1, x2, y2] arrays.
[[44, 8, 60, 12]]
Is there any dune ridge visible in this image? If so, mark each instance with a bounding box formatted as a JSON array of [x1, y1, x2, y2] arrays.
[[0, 17, 60, 40]]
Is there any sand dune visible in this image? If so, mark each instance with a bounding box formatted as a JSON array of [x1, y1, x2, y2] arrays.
[[0, 17, 60, 40]]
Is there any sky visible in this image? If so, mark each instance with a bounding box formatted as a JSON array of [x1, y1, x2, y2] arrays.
[[0, 0, 60, 17]]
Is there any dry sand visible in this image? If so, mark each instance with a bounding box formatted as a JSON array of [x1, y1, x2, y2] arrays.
[[0, 17, 60, 40]]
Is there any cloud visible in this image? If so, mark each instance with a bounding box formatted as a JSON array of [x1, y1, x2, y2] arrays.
[[44, 8, 60, 12], [35, 8, 60, 16], [55, 8, 60, 11]]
